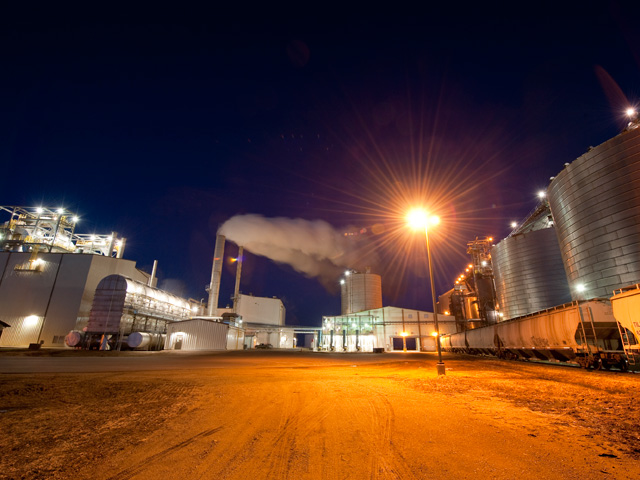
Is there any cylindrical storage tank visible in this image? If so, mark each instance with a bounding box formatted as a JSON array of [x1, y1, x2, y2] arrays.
[[64, 330, 84, 348], [127, 332, 164, 350], [492, 228, 571, 320], [341, 272, 382, 314], [548, 126, 640, 300]]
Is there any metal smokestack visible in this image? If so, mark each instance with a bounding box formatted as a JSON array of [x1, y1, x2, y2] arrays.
[[233, 246, 244, 313], [116, 238, 127, 259], [148, 260, 158, 287], [207, 234, 226, 316]]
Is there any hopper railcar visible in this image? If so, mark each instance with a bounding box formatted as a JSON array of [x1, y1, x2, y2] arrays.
[[441, 300, 632, 371]]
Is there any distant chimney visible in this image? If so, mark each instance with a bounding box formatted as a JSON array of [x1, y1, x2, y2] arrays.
[[233, 246, 244, 313], [207, 234, 226, 316]]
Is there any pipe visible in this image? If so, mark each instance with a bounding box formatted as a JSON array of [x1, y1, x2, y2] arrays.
[[149, 260, 158, 287], [207, 234, 226, 316], [107, 232, 117, 257], [117, 238, 127, 258], [233, 246, 244, 313]]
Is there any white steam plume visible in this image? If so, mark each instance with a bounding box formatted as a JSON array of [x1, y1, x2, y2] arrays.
[[218, 214, 369, 288]]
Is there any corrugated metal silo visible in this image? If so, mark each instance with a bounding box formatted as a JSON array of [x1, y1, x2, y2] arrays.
[[341, 272, 382, 314], [548, 126, 640, 299], [492, 228, 571, 319]]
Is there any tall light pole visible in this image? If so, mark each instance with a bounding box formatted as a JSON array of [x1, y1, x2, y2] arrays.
[[407, 208, 446, 376]]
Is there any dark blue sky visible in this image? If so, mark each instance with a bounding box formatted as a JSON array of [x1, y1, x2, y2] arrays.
[[2, 4, 640, 325]]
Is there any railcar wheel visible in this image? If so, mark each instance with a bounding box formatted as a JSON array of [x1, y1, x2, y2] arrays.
[[592, 358, 602, 370], [619, 359, 629, 372]]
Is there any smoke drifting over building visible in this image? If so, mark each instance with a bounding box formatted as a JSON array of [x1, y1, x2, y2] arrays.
[[218, 214, 373, 289]]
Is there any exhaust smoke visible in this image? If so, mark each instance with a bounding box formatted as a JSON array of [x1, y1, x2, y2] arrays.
[[218, 214, 374, 289]]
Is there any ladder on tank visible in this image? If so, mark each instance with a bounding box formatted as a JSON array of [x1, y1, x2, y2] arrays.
[[616, 321, 637, 366]]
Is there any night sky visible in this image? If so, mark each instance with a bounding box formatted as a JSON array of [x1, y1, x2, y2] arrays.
[[3, 4, 640, 325]]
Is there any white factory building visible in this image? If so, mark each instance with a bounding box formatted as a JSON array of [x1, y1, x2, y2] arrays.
[[0, 205, 159, 348], [321, 270, 456, 352], [321, 306, 456, 352], [163, 293, 291, 351]]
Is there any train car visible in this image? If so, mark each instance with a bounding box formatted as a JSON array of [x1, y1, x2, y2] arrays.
[[610, 285, 640, 367], [441, 300, 629, 370]]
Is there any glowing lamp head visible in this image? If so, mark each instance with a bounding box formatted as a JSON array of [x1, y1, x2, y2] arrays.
[[407, 208, 439, 230], [626, 107, 636, 118], [57, 208, 64, 214], [576, 283, 586, 293], [344, 270, 350, 276], [24, 315, 39, 327], [510, 221, 517, 228], [340, 279, 345, 285], [537, 190, 546, 199], [430, 332, 438, 337], [36, 207, 44, 214], [72, 216, 79, 223], [400, 331, 409, 337]]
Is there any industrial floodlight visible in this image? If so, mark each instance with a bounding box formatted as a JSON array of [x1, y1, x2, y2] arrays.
[[406, 208, 439, 230]]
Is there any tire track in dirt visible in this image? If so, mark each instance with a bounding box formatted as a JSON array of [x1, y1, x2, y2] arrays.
[[106, 426, 223, 480], [348, 384, 418, 480]]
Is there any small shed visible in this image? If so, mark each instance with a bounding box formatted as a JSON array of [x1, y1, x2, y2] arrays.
[[165, 318, 244, 351]]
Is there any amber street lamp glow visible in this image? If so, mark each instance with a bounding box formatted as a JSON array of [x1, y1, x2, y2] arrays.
[[407, 208, 445, 376]]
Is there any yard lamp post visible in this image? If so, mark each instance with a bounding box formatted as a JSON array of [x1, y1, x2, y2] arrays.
[[407, 208, 445, 376]]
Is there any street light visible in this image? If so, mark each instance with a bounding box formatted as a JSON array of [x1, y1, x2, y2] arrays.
[[407, 208, 445, 376]]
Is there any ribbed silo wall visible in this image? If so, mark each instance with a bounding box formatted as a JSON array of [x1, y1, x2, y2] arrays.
[[340, 281, 348, 315], [342, 273, 382, 314], [548, 127, 640, 300], [492, 228, 571, 320]]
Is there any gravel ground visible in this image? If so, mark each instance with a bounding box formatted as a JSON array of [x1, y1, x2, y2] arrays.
[[1, 350, 639, 479]]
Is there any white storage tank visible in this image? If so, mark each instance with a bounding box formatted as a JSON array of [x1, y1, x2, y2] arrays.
[[341, 271, 382, 314]]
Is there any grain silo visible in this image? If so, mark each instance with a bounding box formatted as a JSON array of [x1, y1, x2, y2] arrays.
[[547, 122, 640, 300], [492, 203, 571, 319], [340, 269, 383, 314]]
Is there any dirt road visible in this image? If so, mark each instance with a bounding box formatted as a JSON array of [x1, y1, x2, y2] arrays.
[[1, 350, 639, 479]]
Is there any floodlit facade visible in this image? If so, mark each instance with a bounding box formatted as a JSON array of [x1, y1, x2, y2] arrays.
[[0, 252, 150, 348], [320, 306, 456, 352]]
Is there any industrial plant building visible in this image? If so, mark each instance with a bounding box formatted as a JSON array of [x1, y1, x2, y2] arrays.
[[321, 306, 456, 352], [443, 115, 640, 364], [0, 206, 154, 348], [0, 208, 291, 352], [322, 269, 456, 352]]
